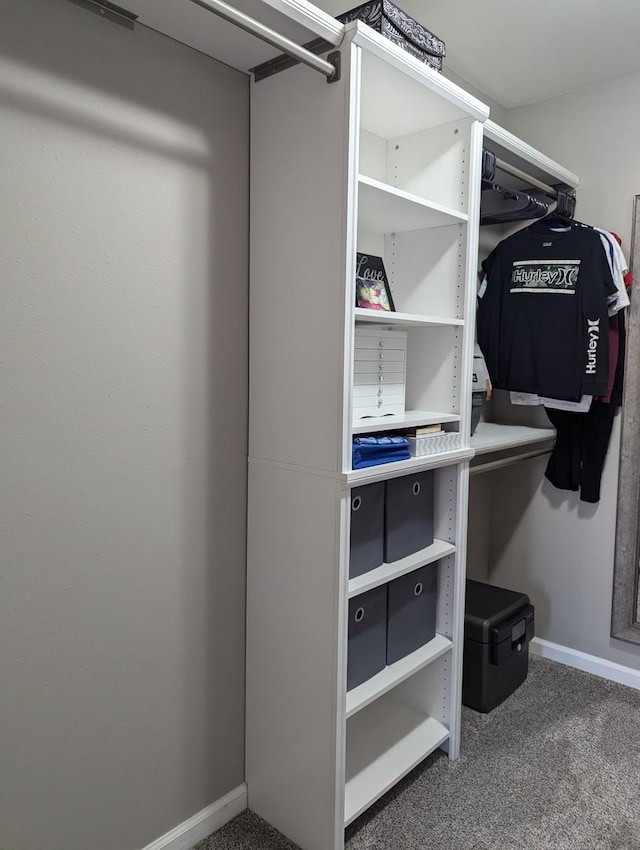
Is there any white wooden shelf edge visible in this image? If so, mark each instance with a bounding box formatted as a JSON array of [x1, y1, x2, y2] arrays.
[[358, 174, 468, 231], [349, 23, 489, 124], [345, 700, 449, 826], [260, 0, 344, 43], [346, 635, 452, 719], [484, 120, 579, 189], [352, 410, 460, 435], [349, 539, 456, 598], [345, 447, 474, 484], [354, 307, 464, 328], [470, 422, 556, 455]]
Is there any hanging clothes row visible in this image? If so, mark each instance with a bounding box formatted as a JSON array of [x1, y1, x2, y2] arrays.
[[480, 147, 576, 226], [477, 215, 632, 504], [480, 179, 549, 225]]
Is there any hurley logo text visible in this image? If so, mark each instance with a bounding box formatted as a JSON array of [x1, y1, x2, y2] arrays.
[[510, 259, 581, 294], [585, 319, 600, 375]]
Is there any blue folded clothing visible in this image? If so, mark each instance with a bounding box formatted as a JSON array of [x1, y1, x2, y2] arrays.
[[352, 435, 411, 469]]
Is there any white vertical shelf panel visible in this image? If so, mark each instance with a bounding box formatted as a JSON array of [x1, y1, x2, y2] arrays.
[[341, 42, 363, 475], [391, 653, 451, 730], [435, 554, 456, 641], [434, 463, 458, 545], [387, 118, 471, 212], [359, 129, 390, 184], [246, 463, 345, 850], [250, 47, 354, 475], [385, 224, 466, 320], [447, 463, 471, 758], [458, 120, 485, 442], [405, 326, 462, 415]]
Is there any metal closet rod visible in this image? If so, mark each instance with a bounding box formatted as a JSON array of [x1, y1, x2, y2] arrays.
[[494, 156, 561, 197], [470, 446, 553, 476], [188, 0, 339, 80]]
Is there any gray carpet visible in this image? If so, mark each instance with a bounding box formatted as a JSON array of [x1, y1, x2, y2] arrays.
[[197, 658, 640, 850]]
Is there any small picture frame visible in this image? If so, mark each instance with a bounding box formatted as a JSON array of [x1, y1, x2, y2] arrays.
[[355, 253, 395, 312]]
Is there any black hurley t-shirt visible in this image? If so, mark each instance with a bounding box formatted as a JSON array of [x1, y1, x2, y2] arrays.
[[477, 224, 615, 401]]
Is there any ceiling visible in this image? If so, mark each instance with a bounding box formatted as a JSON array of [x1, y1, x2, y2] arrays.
[[315, 0, 640, 107]]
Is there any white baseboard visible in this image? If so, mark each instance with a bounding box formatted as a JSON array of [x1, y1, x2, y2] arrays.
[[141, 784, 247, 850], [530, 637, 640, 691]]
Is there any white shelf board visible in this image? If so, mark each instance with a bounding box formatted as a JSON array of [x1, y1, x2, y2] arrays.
[[349, 539, 455, 598], [352, 410, 460, 435], [354, 307, 463, 328], [484, 120, 579, 190], [346, 635, 452, 719], [345, 699, 449, 825], [470, 422, 556, 456], [345, 447, 474, 485], [116, 0, 343, 74], [358, 175, 467, 234]]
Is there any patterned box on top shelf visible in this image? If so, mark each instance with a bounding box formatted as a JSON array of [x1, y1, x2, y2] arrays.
[[337, 0, 445, 72], [353, 327, 407, 420]]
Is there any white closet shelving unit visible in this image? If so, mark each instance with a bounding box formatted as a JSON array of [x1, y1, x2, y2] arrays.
[[247, 22, 488, 850], [470, 120, 580, 467]]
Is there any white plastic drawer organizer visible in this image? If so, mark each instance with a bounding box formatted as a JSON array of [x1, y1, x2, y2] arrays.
[[353, 327, 407, 419]]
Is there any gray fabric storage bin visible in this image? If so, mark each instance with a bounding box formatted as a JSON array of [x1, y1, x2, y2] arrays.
[[347, 585, 387, 690], [384, 470, 434, 563], [349, 482, 385, 579], [386, 564, 437, 664]]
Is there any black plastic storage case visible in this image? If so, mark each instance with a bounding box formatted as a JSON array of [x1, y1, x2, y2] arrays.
[[463, 579, 534, 713]]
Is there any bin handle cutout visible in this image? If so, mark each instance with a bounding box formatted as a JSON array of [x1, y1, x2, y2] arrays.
[[413, 481, 421, 496], [354, 607, 365, 623], [352, 495, 362, 512], [414, 582, 423, 596]]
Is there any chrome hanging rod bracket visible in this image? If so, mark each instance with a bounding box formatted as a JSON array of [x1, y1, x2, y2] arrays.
[[189, 0, 341, 82]]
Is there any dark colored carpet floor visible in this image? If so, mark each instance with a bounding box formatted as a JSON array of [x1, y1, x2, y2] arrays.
[[197, 657, 640, 849]]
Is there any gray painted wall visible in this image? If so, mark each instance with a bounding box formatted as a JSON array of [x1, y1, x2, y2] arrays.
[[483, 72, 640, 668], [0, 2, 249, 849], [444, 67, 508, 127]]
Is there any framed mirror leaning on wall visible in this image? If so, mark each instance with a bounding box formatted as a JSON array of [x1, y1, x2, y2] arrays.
[[612, 195, 640, 643]]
